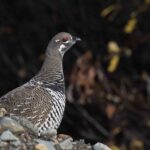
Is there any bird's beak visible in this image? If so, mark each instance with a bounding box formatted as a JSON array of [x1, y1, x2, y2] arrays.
[[76, 37, 81, 41], [73, 36, 81, 42]]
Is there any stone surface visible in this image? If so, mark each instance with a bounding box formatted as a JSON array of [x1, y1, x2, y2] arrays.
[[40, 128, 57, 139], [73, 139, 92, 150], [57, 134, 72, 142], [0, 108, 7, 117], [93, 142, 111, 150], [35, 139, 55, 150], [59, 137, 73, 150], [0, 116, 111, 150], [11, 116, 38, 136], [11, 140, 21, 147], [0, 117, 25, 134], [35, 143, 48, 150], [0, 141, 8, 147], [0, 130, 19, 141]]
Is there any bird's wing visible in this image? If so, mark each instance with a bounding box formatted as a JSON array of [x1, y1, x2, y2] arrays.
[[0, 83, 53, 127]]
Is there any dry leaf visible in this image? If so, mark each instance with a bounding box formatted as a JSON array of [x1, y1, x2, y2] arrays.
[[105, 103, 117, 119], [130, 139, 144, 150], [124, 17, 137, 33], [108, 41, 120, 53], [110, 145, 121, 150], [107, 55, 120, 72], [145, 0, 150, 3], [101, 5, 119, 17]]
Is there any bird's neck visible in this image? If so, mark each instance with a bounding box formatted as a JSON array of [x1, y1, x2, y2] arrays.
[[34, 54, 65, 89]]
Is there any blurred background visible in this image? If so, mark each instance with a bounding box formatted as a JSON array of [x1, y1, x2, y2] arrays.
[[0, 0, 150, 149]]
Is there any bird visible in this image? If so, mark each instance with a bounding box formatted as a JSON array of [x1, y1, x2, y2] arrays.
[[0, 32, 81, 136]]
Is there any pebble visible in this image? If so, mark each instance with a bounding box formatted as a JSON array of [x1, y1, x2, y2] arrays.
[[35, 143, 48, 150], [0, 115, 112, 150], [93, 142, 111, 150], [40, 128, 57, 139], [0, 141, 8, 147], [11, 140, 21, 147], [35, 139, 56, 150], [11, 116, 39, 135], [0, 108, 7, 117], [59, 137, 73, 150], [0, 117, 25, 134], [57, 134, 72, 142], [0, 130, 19, 141]]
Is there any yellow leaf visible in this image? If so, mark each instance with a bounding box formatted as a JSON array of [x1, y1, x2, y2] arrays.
[[124, 17, 137, 33], [101, 5, 118, 17], [108, 41, 120, 53], [112, 127, 121, 135], [110, 145, 121, 150], [107, 55, 120, 72], [130, 139, 144, 149], [145, 0, 150, 3]]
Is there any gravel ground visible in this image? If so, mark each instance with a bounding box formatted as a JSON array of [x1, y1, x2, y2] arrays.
[[0, 112, 111, 150]]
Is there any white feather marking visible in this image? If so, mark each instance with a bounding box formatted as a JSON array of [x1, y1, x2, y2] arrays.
[[24, 101, 31, 104], [33, 110, 38, 114], [13, 108, 19, 111], [22, 108, 29, 111], [55, 39, 60, 42], [27, 116, 32, 119], [16, 104, 22, 107], [31, 116, 37, 119], [25, 97, 32, 100], [58, 44, 66, 56], [37, 81, 43, 85], [20, 110, 25, 114]]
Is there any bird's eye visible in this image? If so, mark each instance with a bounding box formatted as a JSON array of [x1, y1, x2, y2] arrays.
[[62, 37, 69, 43]]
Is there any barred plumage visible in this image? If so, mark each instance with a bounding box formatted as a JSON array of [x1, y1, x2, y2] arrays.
[[0, 32, 81, 135]]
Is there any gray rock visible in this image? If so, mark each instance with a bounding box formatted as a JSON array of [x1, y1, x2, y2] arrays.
[[0, 141, 8, 148], [40, 128, 57, 139], [59, 137, 73, 150], [73, 139, 91, 150], [35, 139, 56, 150], [0, 130, 19, 141], [0, 117, 25, 134], [11, 116, 39, 136], [93, 142, 111, 150], [0, 108, 7, 117], [11, 140, 21, 147]]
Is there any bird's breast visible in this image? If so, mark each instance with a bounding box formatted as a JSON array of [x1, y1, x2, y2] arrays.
[[37, 88, 66, 134]]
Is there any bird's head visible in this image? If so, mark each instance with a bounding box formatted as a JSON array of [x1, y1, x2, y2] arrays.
[[47, 32, 81, 58]]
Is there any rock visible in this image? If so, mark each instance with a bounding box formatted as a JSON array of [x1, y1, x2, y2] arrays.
[[93, 142, 111, 150], [20, 143, 28, 150], [0, 130, 19, 141], [0, 108, 7, 117], [11, 116, 39, 136], [0, 116, 112, 150], [73, 139, 91, 150], [11, 140, 21, 147], [0, 141, 8, 148], [35, 143, 48, 150], [40, 128, 57, 139], [57, 134, 72, 142], [59, 137, 73, 150], [35, 139, 55, 150], [0, 117, 25, 134]]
